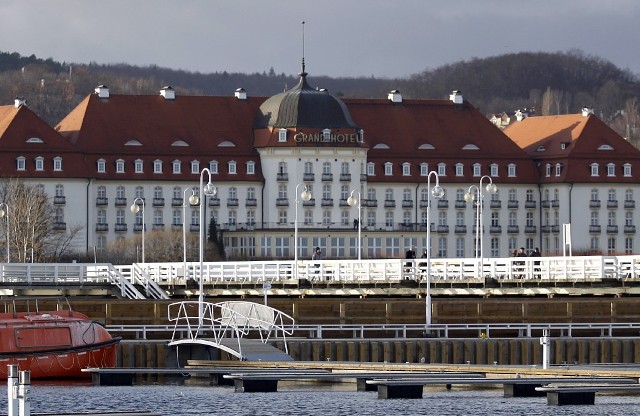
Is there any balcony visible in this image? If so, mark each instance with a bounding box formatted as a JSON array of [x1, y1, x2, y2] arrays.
[[360, 174, 368, 182], [436, 225, 449, 234], [339, 173, 351, 182], [303, 173, 315, 182], [419, 200, 429, 208], [115, 198, 127, 206], [152, 224, 165, 231], [589, 200, 601, 208], [606, 225, 619, 234], [541, 225, 551, 233], [625, 200, 636, 209], [276, 173, 288, 181], [384, 200, 396, 208], [365, 199, 377, 208], [402, 200, 413, 208], [437, 199, 449, 209], [524, 201, 536, 209], [227, 198, 239, 207], [321, 198, 334, 207], [490, 200, 502, 209], [507, 200, 519, 209], [454, 225, 467, 234], [455, 200, 466, 209], [245, 198, 257, 207], [114, 223, 127, 232], [96, 223, 108, 232], [607, 200, 618, 209], [53, 196, 66, 205], [524, 226, 537, 234], [551, 225, 560, 233], [96, 197, 108, 206], [303, 198, 316, 207], [489, 225, 502, 234], [133, 224, 144, 232], [339, 198, 349, 207], [276, 198, 289, 207], [171, 198, 183, 206], [53, 222, 66, 231], [541, 200, 550, 208], [208, 197, 220, 207], [551, 200, 560, 208], [190, 224, 200, 232], [321, 173, 333, 182], [589, 225, 601, 233], [171, 224, 182, 231], [152, 198, 165, 207], [624, 225, 636, 233], [507, 225, 519, 234]]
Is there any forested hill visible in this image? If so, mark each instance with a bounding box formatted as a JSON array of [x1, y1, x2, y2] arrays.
[[0, 49, 638, 143]]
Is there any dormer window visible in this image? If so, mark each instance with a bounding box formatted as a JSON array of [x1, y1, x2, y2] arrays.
[[561, 142, 570, 150], [590, 163, 599, 177], [437, 163, 446, 176], [172, 160, 181, 174], [473, 163, 481, 177], [246, 161, 255, 175], [35, 156, 44, 171], [53, 156, 62, 171], [545, 163, 551, 177], [402, 162, 411, 176], [209, 160, 218, 174], [191, 160, 200, 174], [420, 163, 429, 176], [322, 129, 331, 141], [366, 162, 375, 176], [507, 163, 516, 177], [116, 159, 125, 173], [455, 163, 463, 176], [490, 163, 499, 177], [125, 140, 142, 146], [624, 163, 632, 177], [607, 163, 616, 177], [135, 159, 143, 173], [153, 159, 163, 174], [384, 162, 393, 176], [278, 129, 287, 142], [97, 159, 106, 173], [26, 137, 44, 144], [16, 157, 25, 171], [556, 163, 562, 177], [228, 161, 237, 174]]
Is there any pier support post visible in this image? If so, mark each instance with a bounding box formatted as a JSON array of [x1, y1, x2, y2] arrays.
[[540, 329, 550, 369], [18, 370, 30, 416], [7, 365, 18, 416]]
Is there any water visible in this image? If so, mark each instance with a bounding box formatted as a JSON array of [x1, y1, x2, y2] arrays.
[[3, 381, 640, 416]]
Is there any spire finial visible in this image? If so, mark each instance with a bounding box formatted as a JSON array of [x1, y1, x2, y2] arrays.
[[300, 21, 307, 77]]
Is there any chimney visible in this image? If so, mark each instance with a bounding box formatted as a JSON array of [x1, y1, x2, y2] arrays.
[[582, 106, 594, 117], [14, 96, 26, 108], [94, 85, 110, 99], [449, 90, 463, 104], [234, 88, 247, 100], [387, 90, 402, 103], [160, 86, 175, 100], [515, 109, 528, 121]]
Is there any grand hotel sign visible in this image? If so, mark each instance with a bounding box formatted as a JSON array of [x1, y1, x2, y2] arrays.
[[293, 130, 364, 144]]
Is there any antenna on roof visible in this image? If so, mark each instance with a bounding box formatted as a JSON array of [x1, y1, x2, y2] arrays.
[[300, 21, 307, 77]]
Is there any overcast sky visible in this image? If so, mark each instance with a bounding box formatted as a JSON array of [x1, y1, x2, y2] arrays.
[[2, 0, 639, 79]]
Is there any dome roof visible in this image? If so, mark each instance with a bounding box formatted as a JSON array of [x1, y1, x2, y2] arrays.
[[255, 70, 360, 130]]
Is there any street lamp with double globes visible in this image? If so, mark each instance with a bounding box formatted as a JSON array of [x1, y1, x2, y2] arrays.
[[424, 171, 444, 328], [197, 168, 217, 324], [347, 190, 361, 260], [464, 175, 498, 260], [183, 187, 199, 281], [0, 203, 9, 263], [293, 183, 312, 275], [130, 197, 145, 263]]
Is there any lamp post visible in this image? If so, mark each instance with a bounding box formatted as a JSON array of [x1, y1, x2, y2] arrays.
[[196, 169, 217, 325], [0, 203, 9, 263], [130, 198, 145, 263], [424, 171, 444, 328], [347, 190, 361, 260], [464, 175, 497, 260], [183, 187, 199, 281], [293, 183, 312, 272]]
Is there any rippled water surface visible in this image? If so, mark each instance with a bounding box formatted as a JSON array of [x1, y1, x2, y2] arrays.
[[3, 381, 640, 416]]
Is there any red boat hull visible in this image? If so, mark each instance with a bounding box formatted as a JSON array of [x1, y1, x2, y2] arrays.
[[0, 310, 120, 379]]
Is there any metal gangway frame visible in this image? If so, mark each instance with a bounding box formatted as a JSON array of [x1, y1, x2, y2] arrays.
[[167, 300, 295, 360]]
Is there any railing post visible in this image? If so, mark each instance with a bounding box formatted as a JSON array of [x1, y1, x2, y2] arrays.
[[18, 370, 30, 416], [7, 364, 18, 416]]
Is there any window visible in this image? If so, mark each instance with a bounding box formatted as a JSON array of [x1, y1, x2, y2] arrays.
[[229, 187, 237, 199], [278, 184, 287, 200], [173, 210, 181, 226], [16, 157, 25, 171], [608, 189, 616, 202], [209, 160, 218, 174], [507, 164, 516, 177], [625, 237, 633, 254], [341, 210, 349, 226], [53, 157, 62, 171], [341, 162, 349, 175], [340, 185, 349, 201], [97, 159, 105, 173], [322, 162, 331, 175], [229, 210, 237, 225], [591, 189, 599, 201], [625, 189, 633, 202], [172, 160, 181, 174], [384, 162, 393, 176], [191, 160, 200, 174], [385, 188, 394, 201], [403, 163, 411, 176], [135, 159, 143, 173], [97, 210, 106, 225], [367, 211, 376, 227], [456, 212, 464, 226], [508, 212, 517, 226], [246, 161, 255, 175], [278, 210, 287, 225], [402, 188, 411, 202], [437, 237, 447, 257], [154, 186, 163, 199], [247, 187, 255, 200], [456, 237, 465, 257], [607, 163, 615, 177], [490, 163, 498, 177], [228, 161, 237, 174], [116, 186, 125, 199], [508, 189, 517, 201], [97, 186, 106, 199], [367, 188, 376, 202], [172, 187, 181, 199], [116, 209, 125, 225], [322, 129, 331, 141], [322, 210, 331, 225], [247, 211, 255, 226], [526, 212, 534, 227], [323, 184, 331, 200], [623, 163, 632, 177], [555, 164, 562, 177], [545, 164, 551, 177], [34, 156, 44, 171], [116, 159, 125, 173], [191, 210, 199, 226], [491, 212, 499, 226], [472, 163, 481, 177], [590, 163, 599, 176], [455, 163, 463, 177], [438, 211, 446, 226], [526, 189, 534, 202], [153, 160, 162, 174], [608, 211, 616, 226], [590, 211, 599, 226], [304, 162, 313, 174], [135, 186, 144, 199], [420, 163, 429, 176], [154, 210, 163, 226], [437, 163, 446, 176], [304, 210, 313, 225], [607, 237, 616, 255], [366, 162, 375, 176], [278, 129, 287, 142], [55, 184, 64, 197], [385, 211, 393, 227]]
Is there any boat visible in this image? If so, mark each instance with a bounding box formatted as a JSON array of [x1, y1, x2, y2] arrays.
[[0, 298, 121, 379]]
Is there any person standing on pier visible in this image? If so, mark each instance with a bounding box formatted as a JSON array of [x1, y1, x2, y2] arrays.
[[529, 247, 542, 278]]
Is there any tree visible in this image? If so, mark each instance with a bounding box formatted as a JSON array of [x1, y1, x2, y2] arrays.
[[207, 218, 225, 260]]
